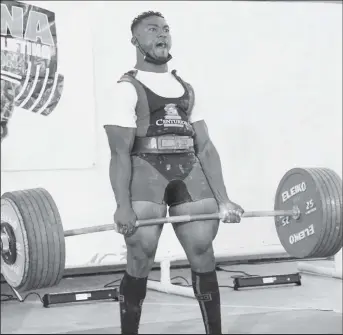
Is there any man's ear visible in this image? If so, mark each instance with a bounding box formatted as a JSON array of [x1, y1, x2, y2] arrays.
[[131, 36, 138, 46]]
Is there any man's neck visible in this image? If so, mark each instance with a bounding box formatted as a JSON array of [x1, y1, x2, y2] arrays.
[[134, 51, 168, 73], [134, 61, 168, 73]]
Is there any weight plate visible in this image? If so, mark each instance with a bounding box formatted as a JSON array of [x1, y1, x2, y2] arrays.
[[12, 190, 46, 291], [21, 189, 56, 289], [0, 198, 30, 289], [1, 188, 65, 291], [35, 188, 66, 287], [307, 168, 334, 258], [274, 168, 328, 258], [317, 168, 342, 257], [316, 168, 340, 257], [326, 169, 343, 256]]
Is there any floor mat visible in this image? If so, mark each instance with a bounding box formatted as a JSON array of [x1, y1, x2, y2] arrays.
[[227, 309, 342, 334], [56, 310, 342, 334]]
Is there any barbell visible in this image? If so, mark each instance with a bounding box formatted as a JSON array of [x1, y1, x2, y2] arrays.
[[1, 167, 342, 292]]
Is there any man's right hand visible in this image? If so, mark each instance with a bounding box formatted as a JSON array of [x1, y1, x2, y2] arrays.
[[219, 201, 244, 223], [114, 206, 137, 237]]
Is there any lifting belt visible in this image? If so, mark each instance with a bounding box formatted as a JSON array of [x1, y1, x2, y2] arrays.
[[131, 135, 195, 155]]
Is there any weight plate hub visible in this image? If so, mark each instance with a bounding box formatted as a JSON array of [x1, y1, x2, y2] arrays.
[[1, 188, 65, 291], [1, 221, 18, 265], [274, 167, 342, 258]]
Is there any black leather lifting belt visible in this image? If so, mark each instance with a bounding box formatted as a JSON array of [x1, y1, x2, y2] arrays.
[[131, 135, 195, 154]]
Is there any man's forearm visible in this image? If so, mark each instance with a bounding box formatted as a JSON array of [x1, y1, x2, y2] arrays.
[[197, 141, 230, 204], [109, 152, 132, 208]]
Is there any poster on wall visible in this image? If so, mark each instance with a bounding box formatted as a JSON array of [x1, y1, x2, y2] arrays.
[[1, 0, 64, 140], [1, 1, 96, 171]]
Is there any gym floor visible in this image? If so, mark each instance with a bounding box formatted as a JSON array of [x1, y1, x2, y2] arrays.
[[1, 259, 342, 334]]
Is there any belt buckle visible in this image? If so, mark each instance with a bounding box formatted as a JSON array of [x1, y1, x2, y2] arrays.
[[160, 136, 176, 149], [158, 136, 192, 150], [179, 137, 189, 148]]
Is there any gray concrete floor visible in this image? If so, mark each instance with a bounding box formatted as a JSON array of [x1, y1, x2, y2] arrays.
[[1, 259, 342, 334]]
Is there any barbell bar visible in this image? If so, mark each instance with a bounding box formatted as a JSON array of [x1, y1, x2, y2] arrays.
[[1, 209, 299, 251], [63, 209, 300, 237], [1, 167, 342, 293], [1, 209, 300, 258]]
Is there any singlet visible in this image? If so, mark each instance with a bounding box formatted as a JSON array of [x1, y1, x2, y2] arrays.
[[117, 69, 196, 138]]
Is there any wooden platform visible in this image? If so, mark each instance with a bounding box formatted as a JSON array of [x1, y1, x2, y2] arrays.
[[1, 260, 342, 334]]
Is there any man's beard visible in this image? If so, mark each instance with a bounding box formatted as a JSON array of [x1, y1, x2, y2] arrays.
[[144, 46, 172, 65], [149, 46, 169, 60]]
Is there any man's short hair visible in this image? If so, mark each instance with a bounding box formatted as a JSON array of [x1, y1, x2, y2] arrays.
[[131, 11, 165, 34]]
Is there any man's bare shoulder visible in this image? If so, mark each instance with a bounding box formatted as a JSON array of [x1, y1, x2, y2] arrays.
[[114, 78, 137, 99], [102, 75, 138, 128]]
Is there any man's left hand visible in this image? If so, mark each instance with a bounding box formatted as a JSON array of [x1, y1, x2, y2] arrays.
[[219, 201, 244, 223]]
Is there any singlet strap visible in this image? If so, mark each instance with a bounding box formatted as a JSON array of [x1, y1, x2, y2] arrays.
[[117, 70, 150, 136], [171, 70, 195, 116]]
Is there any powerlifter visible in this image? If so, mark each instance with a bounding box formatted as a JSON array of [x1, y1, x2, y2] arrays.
[[104, 11, 244, 335]]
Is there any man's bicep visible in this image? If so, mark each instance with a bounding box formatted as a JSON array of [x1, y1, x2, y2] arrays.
[[188, 81, 206, 124], [192, 120, 211, 153], [104, 125, 136, 154], [103, 82, 138, 128]]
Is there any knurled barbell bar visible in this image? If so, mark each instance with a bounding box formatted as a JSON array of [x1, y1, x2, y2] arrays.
[[1, 167, 342, 292], [63, 208, 301, 237]]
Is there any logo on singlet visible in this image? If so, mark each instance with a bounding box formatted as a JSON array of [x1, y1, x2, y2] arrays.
[[156, 103, 191, 128]]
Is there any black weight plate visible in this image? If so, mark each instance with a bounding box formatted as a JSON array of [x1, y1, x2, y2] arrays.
[[274, 168, 328, 258], [319, 168, 342, 257], [17, 190, 47, 290], [1, 188, 65, 291], [33, 188, 65, 287], [307, 168, 334, 258], [22, 189, 55, 289], [315, 168, 340, 257]]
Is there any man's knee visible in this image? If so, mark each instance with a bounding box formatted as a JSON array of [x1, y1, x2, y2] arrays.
[[125, 201, 167, 276], [125, 227, 161, 276], [170, 198, 219, 272], [190, 236, 215, 257], [188, 241, 216, 272], [126, 227, 161, 258]]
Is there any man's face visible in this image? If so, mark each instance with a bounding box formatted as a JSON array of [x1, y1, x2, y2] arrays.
[[133, 15, 172, 61]]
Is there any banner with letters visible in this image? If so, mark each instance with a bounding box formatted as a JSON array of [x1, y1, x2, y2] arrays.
[[1, 1, 96, 171], [1, 0, 64, 141]]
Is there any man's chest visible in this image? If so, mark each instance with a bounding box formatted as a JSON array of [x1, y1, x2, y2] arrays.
[[136, 74, 185, 98]]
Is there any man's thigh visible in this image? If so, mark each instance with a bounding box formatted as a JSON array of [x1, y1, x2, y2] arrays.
[[169, 198, 220, 256], [130, 155, 168, 204], [182, 156, 215, 203], [128, 155, 169, 253], [168, 156, 219, 251], [124, 201, 167, 276], [125, 201, 167, 256]]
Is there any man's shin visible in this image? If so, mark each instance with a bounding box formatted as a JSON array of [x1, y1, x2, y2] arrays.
[[119, 271, 148, 334], [192, 269, 222, 334]]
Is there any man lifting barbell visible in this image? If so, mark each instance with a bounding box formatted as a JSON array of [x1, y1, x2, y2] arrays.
[[1, 8, 341, 335], [103, 11, 244, 335]]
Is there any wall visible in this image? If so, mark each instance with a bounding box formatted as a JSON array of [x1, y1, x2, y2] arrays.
[[1, 1, 342, 268]]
